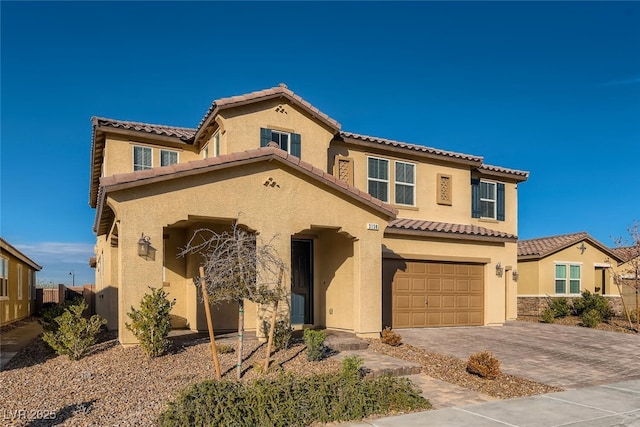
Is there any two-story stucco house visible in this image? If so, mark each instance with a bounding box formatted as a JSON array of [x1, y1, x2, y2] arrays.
[[89, 84, 529, 346]]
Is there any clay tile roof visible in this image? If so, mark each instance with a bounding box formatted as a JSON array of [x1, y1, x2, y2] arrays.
[[339, 131, 483, 164], [611, 246, 640, 263], [96, 147, 396, 234], [194, 84, 341, 140], [92, 117, 195, 141], [386, 218, 518, 242], [478, 164, 530, 181], [518, 232, 589, 258]]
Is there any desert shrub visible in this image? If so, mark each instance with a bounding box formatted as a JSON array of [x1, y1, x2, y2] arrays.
[[42, 300, 106, 360], [126, 287, 176, 357], [216, 343, 234, 354], [548, 297, 571, 318], [540, 307, 556, 323], [628, 308, 640, 323], [303, 329, 327, 361], [158, 358, 429, 426], [573, 290, 613, 321], [580, 309, 602, 328], [40, 298, 83, 333], [466, 351, 501, 379], [380, 327, 402, 346], [261, 319, 294, 352]]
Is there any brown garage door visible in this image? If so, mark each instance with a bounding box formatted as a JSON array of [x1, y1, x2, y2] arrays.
[[391, 261, 484, 328]]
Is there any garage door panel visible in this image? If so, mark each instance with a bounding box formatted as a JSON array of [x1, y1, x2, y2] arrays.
[[390, 260, 485, 328]]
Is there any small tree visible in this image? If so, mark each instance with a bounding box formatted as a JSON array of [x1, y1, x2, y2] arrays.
[[126, 287, 176, 357], [42, 300, 106, 360], [180, 222, 286, 379]]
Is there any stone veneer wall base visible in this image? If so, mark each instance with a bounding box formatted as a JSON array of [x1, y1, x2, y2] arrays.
[[517, 295, 624, 317]]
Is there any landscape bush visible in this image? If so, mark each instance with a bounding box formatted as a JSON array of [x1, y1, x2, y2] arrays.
[[303, 329, 327, 361], [466, 351, 501, 379], [216, 343, 234, 354], [40, 298, 83, 333], [261, 319, 294, 352], [158, 357, 429, 426], [540, 307, 556, 323], [126, 287, 176, 357], [628, 308, 640, 324], [573, 290, 613, 321], [548, 297, 571, 318], [580, 309, 602, 328], [42, 300, 106, 360], [380, 327, 402, 346]]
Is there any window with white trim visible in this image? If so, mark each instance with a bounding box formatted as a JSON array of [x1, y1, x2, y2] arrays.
[[160, 149, 178, 167], [213, 131, 220, 157], [480, 180, 497, 219], [555, 263, 581, 294], [28, 269, 34, 300], [367, 157, 389, 202], [202, 145, 209, 159], [17, 264, 23, 300], [395, 161, 415, 206], [133, 146, 152, 171], [0, 257, 8, 298]]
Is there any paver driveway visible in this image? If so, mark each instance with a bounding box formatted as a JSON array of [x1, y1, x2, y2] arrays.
[[401, 321, 640, 389]]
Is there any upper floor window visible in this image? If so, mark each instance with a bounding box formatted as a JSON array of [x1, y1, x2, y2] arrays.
[[260, 128, 301, 158], [160, 149, 178, 167], [213, 131, 220, 157], [367, 157, 389, 202], [555, 263, 581, 294], [133, 146, 152, 171], [471, 179, 505, 221], [395, 161, 415, 206], [0, 256, 8, 298]]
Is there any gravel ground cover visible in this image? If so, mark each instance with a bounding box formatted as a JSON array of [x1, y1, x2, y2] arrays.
[[517, 315, 638, 333]]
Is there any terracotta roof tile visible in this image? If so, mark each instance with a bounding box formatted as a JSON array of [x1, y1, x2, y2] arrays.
[[478, 164, 530, 181], [339, 131, 483, 164], [387, 218, 517, 241], [517, 232, 589, 257], [611, 246, 640, 263], [92, 116, 195, 141]]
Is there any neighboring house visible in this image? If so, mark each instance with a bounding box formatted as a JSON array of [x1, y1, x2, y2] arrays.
[[517, 232, 625, 315], [611, 246, 640, 310], [0, 238, 41, 326], [89, 84, 529, 346]]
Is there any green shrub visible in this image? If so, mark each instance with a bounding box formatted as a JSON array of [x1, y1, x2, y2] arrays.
[[540, 307, 556, 323], [261, 319, 294, 352], [573, 290, 613, 321], [126, 287, 176, 357], [380, 327, 402, 346], [216, 343, 234, 354], [40, 298, 83, 333], [580, 309, 602, 328], [466, 351, 501, 379], [303, 329, 327, 361], [42, 300, 106, 360], [548, 297, 571, 318], [158, 361, 429, 426]]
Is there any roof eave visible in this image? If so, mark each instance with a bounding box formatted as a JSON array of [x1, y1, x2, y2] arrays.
[[384, 227, 517, 243], [476, 168, 530, 183]]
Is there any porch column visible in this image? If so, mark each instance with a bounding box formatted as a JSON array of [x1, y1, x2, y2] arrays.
[[353, 235, 382, 338]]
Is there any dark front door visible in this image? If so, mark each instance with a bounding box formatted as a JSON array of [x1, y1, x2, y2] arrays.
[[291, 239, 313, 324]]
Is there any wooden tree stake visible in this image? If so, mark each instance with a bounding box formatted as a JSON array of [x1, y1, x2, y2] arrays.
[[264, 267, 284, 372], [199, 266, 221, 379]]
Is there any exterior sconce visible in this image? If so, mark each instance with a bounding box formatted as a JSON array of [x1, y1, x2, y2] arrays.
[[137, 233, 151, 257], [495, 262, 504, 278], [512, 270, 519, 282]]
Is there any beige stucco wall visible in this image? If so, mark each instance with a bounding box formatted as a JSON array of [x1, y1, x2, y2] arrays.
[[382, 237, 518, 323], [105, 160, 390, 345], [0, 251, 36, 327], [101, 135, 200, 178], [517, 241, 620, 297], [211, 99, 336, 169], [328, 143, 520, 236]]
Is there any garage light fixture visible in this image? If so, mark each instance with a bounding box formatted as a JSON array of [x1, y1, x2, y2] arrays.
[[138, 233, 151, 257], [495, 262, 504, 278]]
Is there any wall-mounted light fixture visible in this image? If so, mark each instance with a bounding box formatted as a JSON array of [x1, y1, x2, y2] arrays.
[[496, 262, 504, 277], [512, 270, 519, 282], [137, 233, 151, 257]]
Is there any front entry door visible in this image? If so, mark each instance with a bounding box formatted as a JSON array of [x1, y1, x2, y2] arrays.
[[291, 239, 313, 325]]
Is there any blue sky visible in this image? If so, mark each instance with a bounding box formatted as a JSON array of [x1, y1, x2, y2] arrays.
[[1, 2, 638, 286]]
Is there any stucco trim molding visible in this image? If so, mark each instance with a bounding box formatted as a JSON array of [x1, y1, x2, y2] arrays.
[[382, 251, 491, 264]]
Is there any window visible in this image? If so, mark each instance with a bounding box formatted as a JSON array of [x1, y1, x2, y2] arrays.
[[17, 265, 23, 300], [395, 161, 415, 206], [0, 257, 8, 298], [555, 263, 581, 294], [260, 128, 301, 157], [214, 131, 220, 157], [471, 179, 505, 221], [367, 157, 389, 202], [203, 145, 209, 159], [160, 149, 178, 167], [133, 146, 152, 171]]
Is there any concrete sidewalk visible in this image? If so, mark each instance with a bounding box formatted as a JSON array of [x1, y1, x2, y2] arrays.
[[342, 379, 640, 426], [0, 319, 43, 370]]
